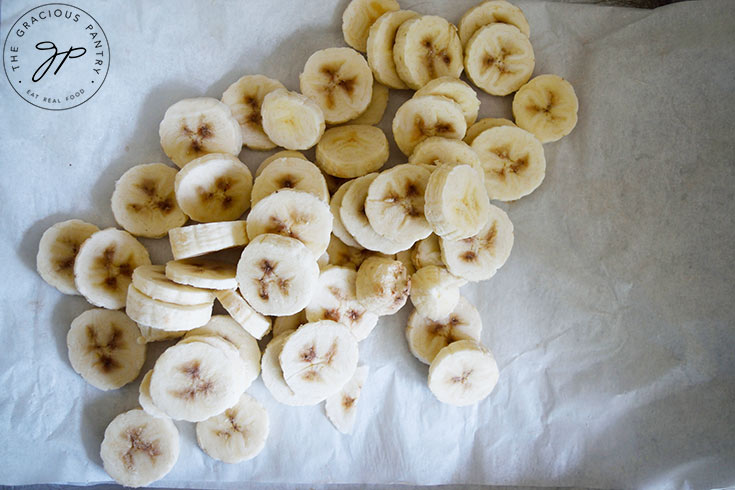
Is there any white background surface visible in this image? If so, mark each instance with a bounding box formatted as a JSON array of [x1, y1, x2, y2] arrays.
[[1, 0, 734, 488]]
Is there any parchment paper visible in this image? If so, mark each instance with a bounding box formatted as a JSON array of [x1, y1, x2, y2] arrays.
[[1, 0, 734, 488]]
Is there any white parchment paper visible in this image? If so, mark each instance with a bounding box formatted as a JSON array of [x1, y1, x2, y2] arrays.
[[1, 0, 734, 488]]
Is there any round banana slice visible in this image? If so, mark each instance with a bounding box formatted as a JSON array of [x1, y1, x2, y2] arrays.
[[458, 0, 531, 46], [392, 95, 467, 156], [139, 370, 169, 418], [440, 204, 514, 282], [132, 264, 215, 305], [325, 365, 369, 434], [366, 9, 419, 89], [512, 74, 579, 143], [330, 182, 361, 248], [415, 77, 480, 126], [411, 234, 444, 270], [169, 221, 248, 260], [428, 340, 499, 406], [74, 228, 151, 309], [464, 23, 535, 96], [305, 266, 378, 341], [37, 219, 99, 295], [350, 81, 389, 125], [159, 97, 242, 168], [261, 88, 325, 150], [272, 310, 307, 339], [464, 117, 517, 145], [165, 258, 237, 290], [67, 309, 145, 391], [408, 137, 482, 175], [409, 266, 466, 321], [255, 150, 307, 178], [406, 296, 481, 365], [196, 392, 269, 463], [365, 164, 432, 243], [100, 409, 179, 487], [342, 0, 400, 52], [261, 333, 325, 406], [356, 256, 410, 316], [221, 74, 285, 150], [251, 157, 329, 206], [300, 47, 373, 125], [236, 234, 320, 316], [393, 15, 464, 90], [215, 289, 272, 340], [316, 124, 389, 178], [424, 163, 490, 240], [279, 320, 359, 398], [470, 125, 546, 201], [111, 163, 186, 238], [136, 324, 187, 344], [174, 153, 252, 223], [126, 284, 213, 331]]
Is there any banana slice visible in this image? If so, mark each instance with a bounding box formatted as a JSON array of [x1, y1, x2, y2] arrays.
[[305, 266, 379, 341], [149, 339, 248, 421], [464, 117, 516, 145], [392, 95, 467, 156], [37, 219, 99, 295], [251, 156, 329, 206], [255, 150, 307, 178], [342, 0, 400, 52], [261, 332, 325, 406], [221, 74, 285, 150], [136, 324, 187, 344], [126, 284, 213, 331], [330, 182, 361, 248], [512, 74, 579, 143], [196, 392, 269, 463], [428, 340, 499, 406], [409, 266, 466, 321], [395, 249, 416, 276], [340, 173, 415, 254], [411, 234, 444, 269], [139, 370, 169, 418], [326, 235, 382, 270], [279, 320, 359, 399], [169, 221, 248, 260], [440, 204, 514, 281], [300, 47, 373, 125], [367, 10, 419, 89], [415, 77, 480, 126], [132, 264, 214, 305], [325, 365, 369, 434], [214, 289, 272, 340], [159, 97, 242, 168], [316, 124, 389, 178], [247, 189, 332, 258], [272, 310, 307, 339], [261, 88, 325, 150], [66, 309, 145, 391], [165, 258, 237, 290], [74, 228, 151, 309], [470, 125, 545, 201], [409, 137, 482, 174], [393, 15, 464, 90], [364, 164, 433, 243], [424, 163, 490, 240], [111, 163, 186, 238], [464, 23, 534, 96], [356, 256, 410, 316], [458, 0, 530, 46], [100, 409, 179, 487], [236, 234, 319, 316], [350, 81, 389, 125], [174, 153, 252, 223]]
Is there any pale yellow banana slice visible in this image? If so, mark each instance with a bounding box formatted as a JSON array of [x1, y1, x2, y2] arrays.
[[174, 153, 253, 223], [367, 10, 419, 89], [250, 156, 329, 206], [255, 150, 307, 178], [327, 235, 384, 270], [364, 164, 432, 243], [214, 289, 272, 340], [470, 125, 545, 201], [350, 81, 389, 125], [111, 163, 186, 238], [169, 221, 248, 260], [74, 228, 151, 309], [132, 264, 214, 305], [66, 309, 145, 391], [37, 219, 99, 295], [458, 0, 530, 46], [393, 15, 464, 90], [408, 137, 483, 178], [464, 117, 516, 145], [411, 234, 444, 269], [316, 124, 389, 178], [261, 332, 325, 406], [396, 248, 416, 276], [221, 74, 285, 150], [159, 97, 242, 168], [272, 310, 307, 339], [165, 258, 237, 290], [428, 339, 499, 406], [136, 324, 187, 344], [139, 370, 169, 418], [512, 74, 579, 143], [356, 256, 410, 315], [325, 365, 369, 434], [100, 409, 179, 487], [342, 0, 399, 52], [392, 95, 467, 156], [424, 163, 490, 240], [126, 284, 213, 331], [330, 182, 361, 248], [409, 266, 466, 321], [261, 88, 325, 150], [440, 204, 514, 282], [415, 76, 480, 126], [464, 23, 534, 96]]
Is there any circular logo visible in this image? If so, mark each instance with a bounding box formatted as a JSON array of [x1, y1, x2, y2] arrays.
[[3, 3, 109, 110]]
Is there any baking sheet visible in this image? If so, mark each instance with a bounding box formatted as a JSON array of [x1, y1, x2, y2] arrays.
[[1, 0, 734, 488]]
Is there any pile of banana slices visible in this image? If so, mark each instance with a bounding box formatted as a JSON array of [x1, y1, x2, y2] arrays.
[[34, 0, 578, 486]]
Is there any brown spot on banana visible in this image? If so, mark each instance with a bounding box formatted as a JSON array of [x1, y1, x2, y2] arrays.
[[121, 427, 161, 470]]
